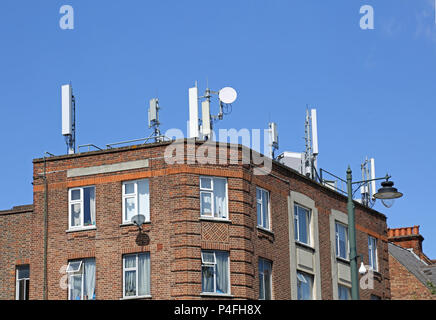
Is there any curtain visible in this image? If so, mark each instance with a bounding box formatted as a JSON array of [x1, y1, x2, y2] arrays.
[[138, 180, 150, 221], [70, 274, 82, 300], [258, 260, 264, 299], [124, 255, 136, 296], [125, 271, 136, 296], [84, 259, 96, 300], [215, 252, 229, 294], [298, 207, 309, 244], [84, 187, 95, 226], [138, 253, 150, 296], [264, 260, 272, 300], [261, 190, 269, 229], [213, 179, 227, 218], [125, 197, 136, 222], [202, 266, 214, 292], [71, 203, 81, 227]]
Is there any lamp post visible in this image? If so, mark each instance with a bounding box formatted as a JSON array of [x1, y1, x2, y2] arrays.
[[346, 166, 403, 300]]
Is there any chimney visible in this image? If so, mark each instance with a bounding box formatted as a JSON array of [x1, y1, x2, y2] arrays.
[[388, 225, 424, 255]]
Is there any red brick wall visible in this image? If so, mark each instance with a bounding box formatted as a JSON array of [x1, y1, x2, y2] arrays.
[[389, 254, 435, 300], [0, 207, 33, 300], [0, 141, 390, 300]]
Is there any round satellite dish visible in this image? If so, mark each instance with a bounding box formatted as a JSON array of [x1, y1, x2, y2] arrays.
[[131, 214, 145, 227], [219, 87, 237, 104]]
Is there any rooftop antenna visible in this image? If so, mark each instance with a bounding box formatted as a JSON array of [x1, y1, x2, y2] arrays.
[[188, 82, 199, 139], [61, 84, 76, 154], [360, 157, 376, 207], [268, 122, 279, 159], [304, 107, 319, 180], [188, 82, 237, 141], [148, 98, 162, 142]]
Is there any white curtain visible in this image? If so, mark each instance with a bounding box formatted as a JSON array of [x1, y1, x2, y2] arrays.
[[72, 203, 81, 227], [83, 187, 95, 226], [138, 180, 150, 221], [89, 188, 95, 225], [84, 259, 96, 300], [261, 190, 269, 229], [202, 266, 214, 292], [124, 256, 136, 296], [138, 253, 150, 296], [213, 179, 227, 218], [215, 252, 229, 294]]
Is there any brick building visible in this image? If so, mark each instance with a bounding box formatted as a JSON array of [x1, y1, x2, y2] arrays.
[[388, 226, 436, 300], [0, 139, 391, 300]]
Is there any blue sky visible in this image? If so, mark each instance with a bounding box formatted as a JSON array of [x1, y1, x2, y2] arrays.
[[1, 0, 435, 257]]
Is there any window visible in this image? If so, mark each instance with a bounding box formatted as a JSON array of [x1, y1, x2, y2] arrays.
[[67, 258, 95, 300], [123, 253, 150, 298], [200, 177, 228, 219], [16, 265, 29, 300], [122, 179, 150, 224], [294, 204, 311, 245], [335, 222, 348, 259], [69, 186, 96, 229], [297, 271, 313, 300], [368, 236, 378, 271], [338, 284, 351, 300], [256, 188, 270, 230], [201, 251, 229, 294], [258, 258, 272, 300]]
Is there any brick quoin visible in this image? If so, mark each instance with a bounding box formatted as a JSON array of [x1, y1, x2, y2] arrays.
[[0, 140, 390, 300]]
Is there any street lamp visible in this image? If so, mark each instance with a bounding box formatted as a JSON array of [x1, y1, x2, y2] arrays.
[[346, 167, 403, 300]]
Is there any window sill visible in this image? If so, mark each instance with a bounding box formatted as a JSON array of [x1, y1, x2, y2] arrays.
[[200, 292, 233, 298], [66, 226, 96, 233], [295, 241, 315, 252], [336, 257, 350, 264], [120, 221, 151, 227], [256, 226, 274, 236], [120, 295, 152, 300], [199, 217, 232, 223]]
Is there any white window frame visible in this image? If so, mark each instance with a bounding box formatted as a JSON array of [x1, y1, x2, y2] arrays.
[[256, 187, 271, 230], [68, 186, 96, 230], [67, 258, 95, 300], [199, 176, 229, 220], [15, 265, 29, 300], [201, 250, 230, 294], [122, 253, 150, 299], [368, 236, 378, 271], [335, 222, 349, 260], [122, 179, 150, 224], [258, 258, 272, 300], [294, 204, 312, 246]]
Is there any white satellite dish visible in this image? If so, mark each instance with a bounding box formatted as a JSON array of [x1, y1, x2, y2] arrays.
[[219, 87, 237, 104]]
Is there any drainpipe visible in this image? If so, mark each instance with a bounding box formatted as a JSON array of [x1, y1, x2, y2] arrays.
[[43, 155, 48, 300]]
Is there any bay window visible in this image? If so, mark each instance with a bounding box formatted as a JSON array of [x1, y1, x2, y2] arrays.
[[68, 186, 96, 229], [200, 177, 228, 219], [201, 250, 229, 294], [122, 179, 150, 224]]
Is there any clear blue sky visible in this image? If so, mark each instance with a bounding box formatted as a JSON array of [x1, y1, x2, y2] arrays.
[[1, 1, 435, 257]]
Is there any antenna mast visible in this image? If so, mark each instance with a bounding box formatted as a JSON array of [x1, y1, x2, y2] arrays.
[[148, 98, 162, 142], [62, 84, 76, 154], [304, 107, 319, 180]]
